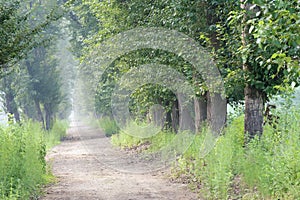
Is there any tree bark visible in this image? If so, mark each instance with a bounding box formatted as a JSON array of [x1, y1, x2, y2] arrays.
[[149, 104, 165, 129], [35, 99, 45, 129], [44, 103, 53, 130], [241, 1, 264, 142], [178, 93, 195, 132], [207, 92, 227, 134], [244, 86, 264, 141], [3, 76, 20, 123], [171, 98, 179, 133], [194, 94, 207, 133]]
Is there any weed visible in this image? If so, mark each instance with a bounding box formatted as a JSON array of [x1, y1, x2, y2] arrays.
[[111, 106, 300, 199], [0, 120, 68, 199]]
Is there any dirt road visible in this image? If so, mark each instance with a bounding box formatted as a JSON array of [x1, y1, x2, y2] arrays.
[[40, 120, 200, 200]]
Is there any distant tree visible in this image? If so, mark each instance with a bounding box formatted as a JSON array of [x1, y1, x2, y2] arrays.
[[0, 0, 60, 71], [0, 0, 69, 128]]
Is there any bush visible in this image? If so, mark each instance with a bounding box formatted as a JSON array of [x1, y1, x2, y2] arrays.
[[174, 108, 300, 199]]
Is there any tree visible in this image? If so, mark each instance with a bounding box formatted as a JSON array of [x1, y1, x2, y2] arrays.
[[1, 70, 20, 122], [223, 0, 300, 141], [0, 0, 60, 71], [69, 0, 228, 132], [0, 0, 72, 129]]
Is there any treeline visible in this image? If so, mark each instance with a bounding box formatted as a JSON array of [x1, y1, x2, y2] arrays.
[[0, 0, 75, 129], [68, 0, 299, 141], [66, 0, 300, 199], [0, 1, 73, 199]]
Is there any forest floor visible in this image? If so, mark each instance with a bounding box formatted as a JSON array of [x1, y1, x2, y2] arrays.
[[40, 120, 200, 200]]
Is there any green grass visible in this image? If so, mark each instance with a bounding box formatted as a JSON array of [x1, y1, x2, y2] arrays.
[[44, 120, 68, 149], [97, 117, 119, 137], [0, 120, 68, 199], [85, 116, 119, 137], [111, 120, 175, 150], [111, 107, 300, 199]]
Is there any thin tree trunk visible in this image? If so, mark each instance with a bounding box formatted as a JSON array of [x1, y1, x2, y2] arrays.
[[35, 99, 45, 129], [3, 76, 20, 123], [44, 103, 52, 130], [165, 108, 172, 130], [171, 99, 179, 133], [194, 94, 207, 133]]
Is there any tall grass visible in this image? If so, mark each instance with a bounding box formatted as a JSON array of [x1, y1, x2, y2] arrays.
[[111, 120, 175, 150], [112, 107, 300, 199], [85, 116, 119, 137], [97, 117, 119, 137], [0, 120, 68, 199]]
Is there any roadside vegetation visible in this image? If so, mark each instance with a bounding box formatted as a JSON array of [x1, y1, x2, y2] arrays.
[[0, 1, 72, 199], [1, 0, 299, 199], [0, 120, 68, 199], [107, 102, 300, 199]]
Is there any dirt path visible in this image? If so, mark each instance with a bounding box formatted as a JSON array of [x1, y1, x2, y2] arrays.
[[40, 120, 200, 200]]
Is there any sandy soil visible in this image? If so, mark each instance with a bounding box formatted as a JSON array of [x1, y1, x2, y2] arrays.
[[40, 120, 200, 200]]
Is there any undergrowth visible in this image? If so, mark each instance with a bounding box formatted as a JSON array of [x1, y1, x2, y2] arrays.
[[87, 117, 119, 137], [0, 120, 68, 199], [97, 117, 119, 137], [111, 106, 300, 199]]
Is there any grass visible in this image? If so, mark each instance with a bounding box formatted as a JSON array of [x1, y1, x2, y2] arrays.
[[97, 117, 119, 137], [85, 116, 119, 137], [111, 106, 300, 199], [0, 120, 68, 199], [111, 120, 176, 150]]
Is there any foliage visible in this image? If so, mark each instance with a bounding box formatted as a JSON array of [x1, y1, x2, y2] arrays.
[[217, 0, 300, 100], [112, 106, 300, 199], [67, 0, 216, 121], [111, 120, 175, 150], [97, 117, 119, 137], [0, 0, 61, 71], [1, 1, 74, 127], [0, 120, 67, 199]]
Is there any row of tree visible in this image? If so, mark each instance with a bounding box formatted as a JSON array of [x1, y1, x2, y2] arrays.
[[67, 0, 299, 141], [0, 0, 75, 129]]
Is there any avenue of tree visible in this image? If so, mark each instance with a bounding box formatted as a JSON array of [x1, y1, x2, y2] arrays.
[[68, 0, 299, 142], [1, 0, 299, 139]]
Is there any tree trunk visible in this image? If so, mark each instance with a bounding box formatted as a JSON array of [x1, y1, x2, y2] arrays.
[[171, 99, 179, 133], [44, 103, 53, 130], [244, 86, 264, 141], [165, 107, 172, 130], [178, 93, 195, 132], [241, 1, 264, 142], [3, 76, 20, 123], [4, 91, 20, 123], [35, 99, 45, 129], [207, 92, 227, 134], [149, 104, 165, 129], [194, 94, 207, 133]]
